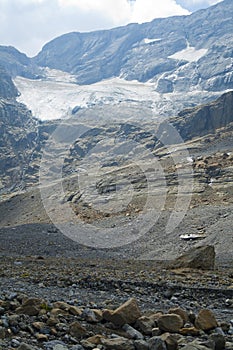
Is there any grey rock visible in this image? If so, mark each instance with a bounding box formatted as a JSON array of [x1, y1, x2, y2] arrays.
[[134, 339, 149, 350], [148, 337, 167, 350], [122, 324, 144, 340]]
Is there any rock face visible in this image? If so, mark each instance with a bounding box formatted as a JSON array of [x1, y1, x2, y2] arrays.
[[0, 45, 41, 79], [0, 70, 39, 193], [168, 91, 233, 141], [33, 0, 233, 94], [171, 245, 216, 270]]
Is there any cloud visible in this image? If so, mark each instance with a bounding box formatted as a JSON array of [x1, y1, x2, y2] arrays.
[[0, 0, 222, 57]]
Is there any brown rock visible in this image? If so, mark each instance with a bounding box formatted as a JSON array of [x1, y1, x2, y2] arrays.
[[103, 298, 141, 326], [195, 309, 218, 331], [171, 245, 215, 270], [81, 334, 105, 348], [35, 333, 48, 341], [16, 298, 43, 316], [158, 314, 184, 333], [69, 321, 87, 338], [50, 307, 69, 317], [101, 336, 135, 350], [32, 321, 45, 331], [179, 327, 200, 336], [168, 308, 188, 323], [69, 305, 83, 316], [161, 332, 178, 350]]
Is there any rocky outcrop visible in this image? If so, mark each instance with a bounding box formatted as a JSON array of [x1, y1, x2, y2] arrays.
[[0, 45, 41, 79], [169, 91, 233, 141]]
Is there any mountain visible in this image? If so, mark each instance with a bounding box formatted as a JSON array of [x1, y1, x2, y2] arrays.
[[33, 0, 233, 92], [0, 46, 41, 79]]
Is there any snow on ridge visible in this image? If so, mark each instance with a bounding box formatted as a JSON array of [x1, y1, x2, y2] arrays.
[[169, 42, 208, 62]]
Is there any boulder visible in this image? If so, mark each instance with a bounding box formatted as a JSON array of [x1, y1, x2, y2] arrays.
[[148, 337, 167, 350], [158, 314, 184, 333], [195, 309, 218, 331], [103, 298, 142, 326], [171, 245, 215, 270], [101, 336, 135, 350], [69, 321, 87, 338], [16, 298, 44, 316]]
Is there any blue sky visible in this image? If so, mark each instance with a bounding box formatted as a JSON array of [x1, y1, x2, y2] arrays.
[[0, 0, 223, 57]]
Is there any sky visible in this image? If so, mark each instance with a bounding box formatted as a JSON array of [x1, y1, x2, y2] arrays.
[[0, 0, 223, 57]]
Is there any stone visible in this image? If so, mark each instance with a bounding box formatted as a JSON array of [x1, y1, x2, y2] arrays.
[[69, 321, 87, 338], [35, 333, 48, 341], [148, 336, 167, 350], [44, 340, 69, 350], [158, 314, 184, 333], [160, 333, 178, 350], [101, 336, 135, 350], [179, 327, 200, 336], [195, 310, 218, 331], [122, 324, 144, 339], [69, 305, 83, 316], [134, 339, 149, 350], [103, 298, 142, 326], [171, 246, 215, 270], [135, 316, 154, 335], [81, 334, 104, 347], [18, 343, 37, 350], [16, 298, 43, 316], [168, 308, 188, 323], [209, 333, 226, 350]]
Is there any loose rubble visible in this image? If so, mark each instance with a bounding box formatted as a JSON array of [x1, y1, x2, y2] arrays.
[[0, 294, 232, 350]]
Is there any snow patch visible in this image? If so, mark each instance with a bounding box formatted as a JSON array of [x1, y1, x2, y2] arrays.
[[169, 42, 208, 62], [143, 38, 161, 44]]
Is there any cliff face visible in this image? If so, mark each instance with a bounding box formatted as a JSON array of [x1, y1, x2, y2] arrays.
[[0, 69, 38, 193], [169, 91, 233, 141]]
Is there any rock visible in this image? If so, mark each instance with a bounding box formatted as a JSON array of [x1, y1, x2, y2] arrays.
[[81, 308, 99, 323], [103, 298, 142, 326], [17, 343, 37, 350], [134, 339, 149, 350], [180, 343, 212, 350], [81, 334, 104, 347], [135, 316, 155, 335], [122, 324, 144, 340], [44, 340, 69, 350], [171, 245, 216, 270], [101, 336, 135, 350], [69, 321, 87, 338], [179, 327, 200, 336], [69, 305, 83, 316], [168, 308, 188, 323], [209, 333, 226, 350], [157, 314, 184, 333], [16, 298, 43, 316], [160, 333, 178, 350], [0, 326, 6, 339], [35, 333, 48, 341], [195, 310, 218, 331], [148, 336, 167, 350]]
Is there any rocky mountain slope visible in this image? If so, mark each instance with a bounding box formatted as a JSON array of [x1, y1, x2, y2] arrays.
[[0, 69, 39, 193], [33, 0, 233, 92]]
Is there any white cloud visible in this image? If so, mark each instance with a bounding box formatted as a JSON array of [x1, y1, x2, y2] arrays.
[[131, 0, 189, 23]]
